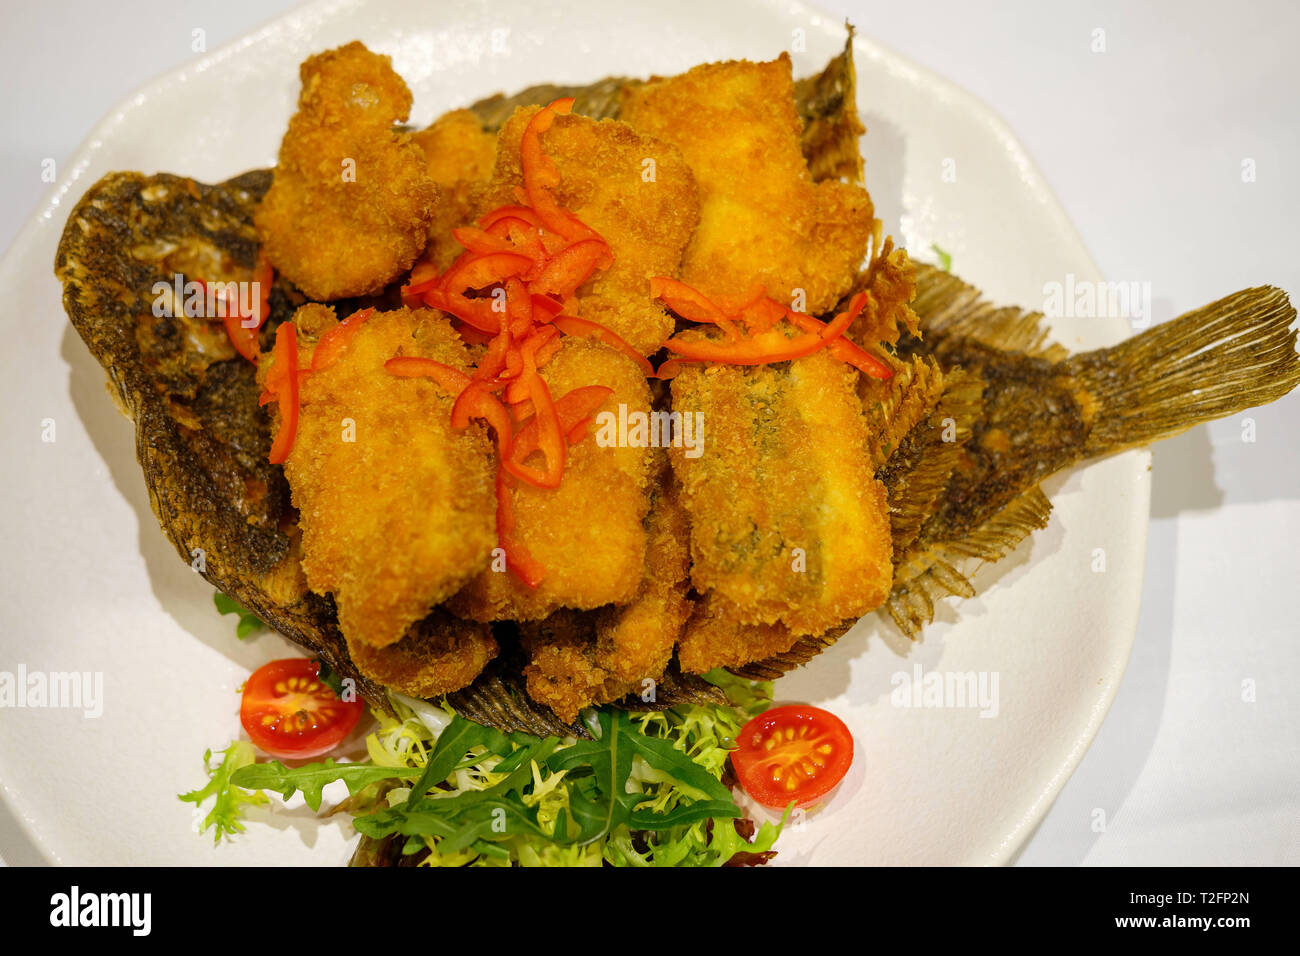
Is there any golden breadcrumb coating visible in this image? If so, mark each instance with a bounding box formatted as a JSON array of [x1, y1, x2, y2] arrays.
[[344, 609, 498, 698], [275, 305, 496, 649], [448, 339, 654, 621], [519, 465, 692, 720], [592, 467, 693, 684], [411, 108, 499, 272], [255, 41, 437, 301], [669, 348, 893, 636], [620, 54, 872, 315], [477, 107, 701, 355], [518, 612, 634, 723], [675, 592, 801, 674]]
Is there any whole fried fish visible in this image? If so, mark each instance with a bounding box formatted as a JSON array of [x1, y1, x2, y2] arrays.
[[53, 38, 1300, 735]]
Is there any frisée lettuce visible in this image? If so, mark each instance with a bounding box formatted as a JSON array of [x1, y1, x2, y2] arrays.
[[182, 670, 788, 866]]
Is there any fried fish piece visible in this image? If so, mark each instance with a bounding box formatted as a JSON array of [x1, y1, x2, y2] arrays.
[[411, 108, 498, 272], [273, 304, 497, 649], [344, 609, 498, 699], [476, 107, 700, 355], [669, 348, 893, 637], [255, 41, 437, 301], [620, 54, 872, 315], [448, 339, 655, 621], [676, 592, 801, 675], [518, 465, 692, 720]]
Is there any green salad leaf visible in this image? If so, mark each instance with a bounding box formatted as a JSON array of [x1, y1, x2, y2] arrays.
[[213, 592, 265, 639], [178, 741, 268, 843], [183, 672, 787, 866], [930, 242, 953, 272], [230, 759, 420, 812]]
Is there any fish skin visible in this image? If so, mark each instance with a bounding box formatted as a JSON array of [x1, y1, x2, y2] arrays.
[[55, 168, 394, 707]]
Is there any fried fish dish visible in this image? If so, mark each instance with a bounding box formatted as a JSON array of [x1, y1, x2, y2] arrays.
[[255, 41, 437, 300], [275, 304, 497, 650], [57, 34, 1300, 754]]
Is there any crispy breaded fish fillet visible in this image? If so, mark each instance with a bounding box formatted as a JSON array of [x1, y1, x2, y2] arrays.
[[620, 54, 872, 315], [448, 339, 654, 621], [518, 466, 692, 720], [255, 41, 437, 300], [274, 304, 497, 649], [669, 348, 893, 637], [476, 107, 700, 355], [344, 609, 498, 699], [411, 108, 498, 273], [676, 592, 801, 675]]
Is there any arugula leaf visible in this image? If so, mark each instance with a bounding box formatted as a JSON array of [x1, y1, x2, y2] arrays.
[[178, 741, 268, 843], [546, 710, 740, 845], [354, 730, 559, 849], [409, 715, 513, 799], [213, 591, 265, 639], [230, 759, 419, 812]]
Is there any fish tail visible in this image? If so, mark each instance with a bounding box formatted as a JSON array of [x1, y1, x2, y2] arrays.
[[1066, 286, 1300, 458]]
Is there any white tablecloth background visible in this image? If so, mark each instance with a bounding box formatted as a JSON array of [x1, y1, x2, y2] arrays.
[[1, 0, 1295, 865]]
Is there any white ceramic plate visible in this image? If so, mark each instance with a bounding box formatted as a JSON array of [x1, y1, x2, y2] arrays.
[[0, 0, 1147, 866]]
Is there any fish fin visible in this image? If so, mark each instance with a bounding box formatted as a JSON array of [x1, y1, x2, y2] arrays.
[[794, 24, 865, 184], [611, 661, 728, 710], [1068, 286, 1300, 457], [912, 263, 1069, 361], [840, 236, 921, 344], [886, 486, 1053, 638], [876, 365, 984, 556], [861, 354, 946, 470], [726, 621, 856, 681], [444, 641, 590, 738]]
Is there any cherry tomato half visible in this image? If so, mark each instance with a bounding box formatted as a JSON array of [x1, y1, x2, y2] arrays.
[[730, 705, 854, 809], [239, 658, 363, 759]]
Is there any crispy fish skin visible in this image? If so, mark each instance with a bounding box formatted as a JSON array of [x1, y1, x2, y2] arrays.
[[620, 54, 872, 315], [448, 339, 654, 621], [411, 109, 499, 272], [879, 269, 1300, 640], [275, 305, 497, 649], [518, 465, 692, 720], [477, 107, 700, 355], [255, 41, 436, 301], [670, 348, 893, 637], [55, 168, 389, 706]]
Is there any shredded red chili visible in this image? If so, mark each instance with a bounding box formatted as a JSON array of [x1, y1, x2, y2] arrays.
[[651, 279, 893, 380], [193, 251, 274, 362], [391, 97, 630, 586], [260, 321, 300, 465]]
